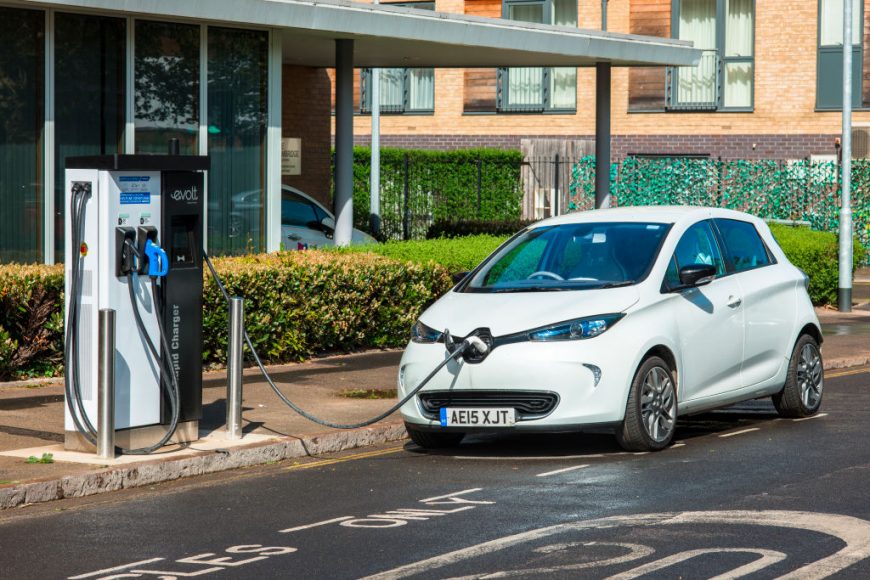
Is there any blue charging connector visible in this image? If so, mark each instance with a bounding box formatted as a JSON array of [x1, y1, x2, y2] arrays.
[[144, 239, 170, 277]]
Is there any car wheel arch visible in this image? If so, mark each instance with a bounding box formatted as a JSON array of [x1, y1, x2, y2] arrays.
[[796, 322, 823, 347], [623, 341, 681, 408]]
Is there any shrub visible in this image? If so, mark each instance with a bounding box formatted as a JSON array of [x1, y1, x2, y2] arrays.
[[0, 252, 451, 381], [426, 219, 534, 239], [201, 251, 452, 366], [0, 264, 65, 379], [768, 224, 865, 305], [334, 235, 507, 274]]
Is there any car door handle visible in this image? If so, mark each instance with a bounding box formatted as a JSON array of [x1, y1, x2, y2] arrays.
[[286, 233, 301, 241], [727, 296, 742, 308]]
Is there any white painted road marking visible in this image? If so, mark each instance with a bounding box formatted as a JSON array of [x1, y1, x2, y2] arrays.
[[670, 443, 686, 448], [719, 427, 760, 438], [793, 412, 829, 422], [419, 488, 494, 505], [69, 559, 165, 579], [536, 464, 589, 478], [609, 548, 786, 580], [361, 511, 870, 580], [279, 516, 354, 533]]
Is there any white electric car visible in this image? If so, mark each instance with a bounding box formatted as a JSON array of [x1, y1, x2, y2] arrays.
[[399, 207, 824, 451]]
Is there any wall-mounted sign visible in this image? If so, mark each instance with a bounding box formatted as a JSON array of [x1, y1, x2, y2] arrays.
[[282, 138, 302, 176]]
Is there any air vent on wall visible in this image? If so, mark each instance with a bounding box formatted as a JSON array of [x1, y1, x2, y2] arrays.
[[852, 124, 870, 158]]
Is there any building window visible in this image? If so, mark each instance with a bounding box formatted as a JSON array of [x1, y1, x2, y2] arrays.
[[361, 67, 435, 113], [0, 7, 44, 263], [498, 0, 577, 112], [55, 13, 126, 262], [207, 27, 269, 256], [667, 0, 754, 111], [361, 1, 435, 114], [816, 0, 863, 110], [134, 21, 200, 154]]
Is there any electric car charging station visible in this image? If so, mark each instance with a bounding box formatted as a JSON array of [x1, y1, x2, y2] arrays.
[[64, 154, 208, 454]]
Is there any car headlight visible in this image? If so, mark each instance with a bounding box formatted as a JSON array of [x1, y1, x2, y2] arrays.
[[411, 320, 443, 344], [528, 314, 624, 341]]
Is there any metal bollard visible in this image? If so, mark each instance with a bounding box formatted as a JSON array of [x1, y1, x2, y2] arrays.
[[226, 297, 244, 440], [97, 309, 116, 459]]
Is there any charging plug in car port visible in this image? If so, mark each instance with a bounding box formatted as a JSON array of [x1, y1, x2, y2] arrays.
[[116, 227, 137, 277], [137, 226, 158, 275]]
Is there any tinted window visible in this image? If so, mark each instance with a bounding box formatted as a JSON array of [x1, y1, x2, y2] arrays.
[[715, 218, 771, 272], [281, 192, 317, 227], [465, 222, 670, 293], [666, 221, 726, 287]]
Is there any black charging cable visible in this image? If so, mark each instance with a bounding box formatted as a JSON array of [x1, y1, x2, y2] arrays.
[[202, 250, 479, 429]]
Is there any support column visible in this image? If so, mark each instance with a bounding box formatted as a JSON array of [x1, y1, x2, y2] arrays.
[[595, 62, 612, 210], [334, 39, 354, 247]]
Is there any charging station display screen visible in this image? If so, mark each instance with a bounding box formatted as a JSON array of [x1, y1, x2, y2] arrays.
[[171, 217, 197, 268]]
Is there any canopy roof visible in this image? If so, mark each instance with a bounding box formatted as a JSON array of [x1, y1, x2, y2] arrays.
[[27, 0, 700, 68]]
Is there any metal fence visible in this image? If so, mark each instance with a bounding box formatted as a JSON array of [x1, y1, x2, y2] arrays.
[[350, 154, 525, 240], [347, 152, 870, 258]]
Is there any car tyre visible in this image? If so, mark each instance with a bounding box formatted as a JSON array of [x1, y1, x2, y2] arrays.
[[616, 356, 678, 452], [773, 334, 823, 418], [405, 423, 464, 449]]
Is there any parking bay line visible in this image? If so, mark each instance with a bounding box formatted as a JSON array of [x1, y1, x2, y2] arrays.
[[280, 516, 355, 534], [719, 427, 760, 438], [536, 464, 590, 477]]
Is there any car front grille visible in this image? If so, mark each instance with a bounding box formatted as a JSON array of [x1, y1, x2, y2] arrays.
[[418, 390, 559, 421]]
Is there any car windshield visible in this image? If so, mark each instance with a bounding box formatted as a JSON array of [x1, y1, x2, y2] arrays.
[[463, 222, 671, 293]]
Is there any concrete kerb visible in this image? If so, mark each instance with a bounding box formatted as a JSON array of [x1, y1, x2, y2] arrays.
[[0, 421, 407, 510]]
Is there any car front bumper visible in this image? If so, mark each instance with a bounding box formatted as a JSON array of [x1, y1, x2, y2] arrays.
[[398, 333, 636, 430]]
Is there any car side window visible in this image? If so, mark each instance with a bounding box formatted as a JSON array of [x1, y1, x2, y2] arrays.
[[282, 192, 318, 227], [666, 221, 726, 288], [714, 218, 772, 273]]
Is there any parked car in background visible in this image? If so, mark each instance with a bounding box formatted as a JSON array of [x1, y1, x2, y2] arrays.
[[399, 207, 824, 452], [281, 186, 376, 249], [207, 185, 377, 250]]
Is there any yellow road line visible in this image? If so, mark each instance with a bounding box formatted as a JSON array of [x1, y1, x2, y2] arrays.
[[284, 445, 406, 471], [826, 366, 870, 379]]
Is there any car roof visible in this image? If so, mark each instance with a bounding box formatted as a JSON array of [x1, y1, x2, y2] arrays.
[[532, 206, 763, 228]]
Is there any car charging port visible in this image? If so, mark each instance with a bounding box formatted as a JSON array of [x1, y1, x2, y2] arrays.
[[116, 227, 137, 277]]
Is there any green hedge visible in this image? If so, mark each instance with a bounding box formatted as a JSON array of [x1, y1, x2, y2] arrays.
[[344, 226, 864, 306], [0, 252, 451, 381], [426, 219, 534, 239], [335, 235, 507, 274]]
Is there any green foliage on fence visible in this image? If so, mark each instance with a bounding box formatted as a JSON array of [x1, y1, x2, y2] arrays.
[[568, 156, 870, 261], [341, 147, 524, 240]]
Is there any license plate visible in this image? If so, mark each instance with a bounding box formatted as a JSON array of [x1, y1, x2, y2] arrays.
[[439, 407, 516, 427]]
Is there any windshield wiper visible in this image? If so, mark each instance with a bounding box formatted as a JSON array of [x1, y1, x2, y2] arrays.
[[599, 280, 636, 289]]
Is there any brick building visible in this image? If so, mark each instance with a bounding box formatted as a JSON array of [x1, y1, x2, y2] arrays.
[[335, 0, 866, 160]]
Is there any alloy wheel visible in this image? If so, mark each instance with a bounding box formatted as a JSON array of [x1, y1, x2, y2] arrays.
[[640, 366, 676, 443], [798, 343, 823, 409]]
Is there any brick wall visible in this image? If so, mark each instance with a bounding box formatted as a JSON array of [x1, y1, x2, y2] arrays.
[[349, 133, 840, 160], [282, 65, 332, 207]]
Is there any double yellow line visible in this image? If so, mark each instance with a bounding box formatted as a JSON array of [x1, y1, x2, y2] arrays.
[[284, 445, 406, 471], [826, 366, 870, 379]]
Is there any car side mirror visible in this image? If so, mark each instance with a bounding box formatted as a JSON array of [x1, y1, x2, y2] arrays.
[[679, 264, 717, 287], [320, 216, 335, 235], [452, 271, 470, 284]]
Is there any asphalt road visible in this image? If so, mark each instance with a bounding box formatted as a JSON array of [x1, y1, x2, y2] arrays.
[[1, 367, 869, 579]]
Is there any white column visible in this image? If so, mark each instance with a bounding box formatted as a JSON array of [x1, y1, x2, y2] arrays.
[[44, 9, 55, 264], [334, 39, 354, 247], [840, 0, 854, 312], [266, 30, 283, 253]]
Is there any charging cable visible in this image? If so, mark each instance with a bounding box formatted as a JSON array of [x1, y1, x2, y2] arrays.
[[202, 251, 486, 429], [63, 185, 182, 455]]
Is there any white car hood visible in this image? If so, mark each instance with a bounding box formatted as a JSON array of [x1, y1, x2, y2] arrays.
[[420, 286, 641, 337]]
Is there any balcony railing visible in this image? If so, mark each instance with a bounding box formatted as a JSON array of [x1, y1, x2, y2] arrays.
[[666, 49, 720, 111]]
